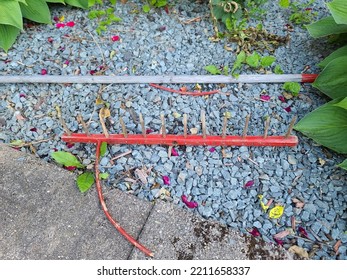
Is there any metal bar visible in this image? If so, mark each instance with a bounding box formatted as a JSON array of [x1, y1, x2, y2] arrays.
[[0, 74, 318, 84], [62, 133, 298, 147]]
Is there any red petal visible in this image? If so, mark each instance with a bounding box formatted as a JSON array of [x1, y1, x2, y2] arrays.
[[53, 16, 59, 22], [90, 70, 96, 75], [145, 129, 153, 134], [66, 21, 75, 27], [244, 180, 254, 188], [249, 227, 261, 237], [111, 35, 120, 42], [19, 93, 26, 98], [284, 106, 292, 113], [41, 69, 47, 75], [209, 147, 216, 152], [171, 147, 179, 156], [47, 37, 54, 43], [298, 226, 309, 239], [162, 175, 170, 185], [278, 96, 286, 102], [64, 60, 70, 65], [55, 23, 65, 28], [64, 166, 76, 171], [274, 238, 284, 246], [29, 127, 37, 132], [66, 143, 74, 149]]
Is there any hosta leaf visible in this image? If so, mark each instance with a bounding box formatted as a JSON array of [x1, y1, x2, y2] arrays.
[[0, 24, 20, 52], [319, 45, 347, 68], [0, 1, 23, 29], [77, 172, 95, 193], [45, 0, 65, 3], [334, 97, 347, 110], [313, 56, 347, 99], [19, 0, 51, 24], [294, 98, 347, 154], [337, 159, 347, 170], [306, 16, 347, 38], [327, 0, 347, 25], [65, 0, 89, 9], [51, 151, 84, 168]]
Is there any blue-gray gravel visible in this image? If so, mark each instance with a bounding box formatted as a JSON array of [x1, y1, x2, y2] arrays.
[[0, 0, 346, 259]]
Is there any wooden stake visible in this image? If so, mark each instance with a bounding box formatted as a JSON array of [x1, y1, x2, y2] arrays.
[[263, 117, 270, 139], [160, 114, 166, 138], [201, 110, 206, 139], [285, 116, 297, 138], [139, 113, 146, 137], [222, 116, 227, 139], [119, 116, 127, 138], [242, 114, 250, 138], [183, 113, 188, 138]]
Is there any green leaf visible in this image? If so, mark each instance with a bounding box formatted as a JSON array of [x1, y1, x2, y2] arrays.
[[156, 0, 167, 8], [45, 0, 65, 3], [64, 0, 89, 9], [231, 50, 246, 76], [283, 82, 301, 96], [0, 24, 20, 52], [279, 0, 290, 8], [306, 16, 347, 38], [274, 64, 284, 74], [319, 45, 347, 68], [246, 51, 261, 68], [0, 1, 23, 29], [294, 98, 347, 154], [9, 139, 24, 146], [333, 97, 347, 110], [313, 56, 347, 99], [142, 4, 150, 13], [19, 0, 51, 24], [110, 0, 117, 5], [100, 142, 107, 157], [99, 172, 109, 180], [260, 56, 276, 67], [51, 151, 84, 168], [327, 0, 347, 25], [204, 65, 221, 75], [337, 158, 347, 170], [223, 65, 229, 75], [77, 172, 95, 193]]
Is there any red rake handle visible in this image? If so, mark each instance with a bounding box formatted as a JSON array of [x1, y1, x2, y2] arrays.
[[62, 134, 298, 147]]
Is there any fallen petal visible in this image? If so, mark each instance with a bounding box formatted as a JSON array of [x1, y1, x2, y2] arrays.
[[244, 180, 254, 188], [53, 16, 59, 22], [274, 238, 284, 246], [47, 37, 54, 43], [19, 93, 26, 98], [64, 166, 76, 171], [55, 23, 65, 28], [260, 95, 271, 101], [158, 26, 166, 32], [249, 227, 261, 237], [298, 226, 309, 239], [171, 147, 179, 156], [41, 69, 47, 75], [284, 106, 292, 113], [111, 35, 120, 42], [66, 143, 74, 149], [162, 175, 170, 185], [181, 195, 198, 209], [89, 70, 96, 75], [273, 229, 291, 239], [66, 21, 75, 27], [145, 129, 153, 134], [29, 127, 37, 132], [64, 60, 70, 65], [278, 96, 286, 102], [209, 147, 216, 153]]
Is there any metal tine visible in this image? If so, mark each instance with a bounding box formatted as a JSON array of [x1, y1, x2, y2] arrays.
[[222, 116, 227, 139], [201, 110, 206, 139], [160, 114, 166, 138], [183, 113, 188, 138], [77, 114, 90, 136], [263, 116, 271, 139], [119, 116, 128, 138], [285, 115, 297, 138], [242, 114, 250, 138], [139, 113, 146, 138]]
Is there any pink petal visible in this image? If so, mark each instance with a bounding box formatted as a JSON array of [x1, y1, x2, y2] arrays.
[[162, 175, 170, 185], [249, 227, 261, 237], [66, 21, 75, 27], [278, 96, 286, 102], [111, 35, 120, 42], [55, 23, 65, 28], [171, 147, 179, 156], [284, 106, 292, 113], [64, 60, 70, 65], [64, 166, 76, 171], [244, 180, 254, 189], [260, 95, 271, 101], [209, 147, 216, 152], [146, 129, 153, 134], [298, 226, 309, 239], [274, 238, 284, 246], [47, 37, 54, 43], [41, 69, 47, 75], [181, 195, 198, 209]]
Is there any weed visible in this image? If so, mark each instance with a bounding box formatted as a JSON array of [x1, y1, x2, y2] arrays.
[[279, 0, 317, 25]]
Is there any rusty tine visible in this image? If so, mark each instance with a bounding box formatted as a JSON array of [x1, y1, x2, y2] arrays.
[[263, 116, 271, 139], [242, 114, 250, 138], [160, 114, 166, 138], [119, 116, 128, 138], [77, 114, 90, 136], [183, 113, 188, 138], [201, 110, 206, 139], [285, 115, 297, 138], [222, 116, 228, 139], [139, 113, 146, 137]]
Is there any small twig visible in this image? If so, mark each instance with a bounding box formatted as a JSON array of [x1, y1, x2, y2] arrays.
[[291, 235, 329, 246], [285, 115, 297, 138], [201, 110, 206, 139], [87, 30, 105, 64], [9, 138, 52, 148], [77, 114, 90, 135], [55, 105, 72, 135], [242, 114, 250, 138], [160, 114, 166, 138], [149, 83, 220, 96], [110, 150, 133, 162], [247, 157, 259, 166]]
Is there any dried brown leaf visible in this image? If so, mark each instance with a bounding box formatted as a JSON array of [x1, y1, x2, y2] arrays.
[[273, 229, 292, 239], [334, 240, 342, 255], [134, 168, 148, 185], [288, 245, 309, 259]]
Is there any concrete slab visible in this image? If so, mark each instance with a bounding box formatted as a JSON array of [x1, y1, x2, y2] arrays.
[[130, 201, 291, 260], [0, 144, 153, 259]]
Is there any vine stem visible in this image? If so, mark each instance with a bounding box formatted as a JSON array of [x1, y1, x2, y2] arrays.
[[94, 141, 154, 257], [149, 83, 220, 96]]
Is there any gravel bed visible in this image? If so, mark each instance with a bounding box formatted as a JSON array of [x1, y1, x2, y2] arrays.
[[0, 0, 346, 259]]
